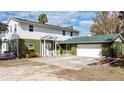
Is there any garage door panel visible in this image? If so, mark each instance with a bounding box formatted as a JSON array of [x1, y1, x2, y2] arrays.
[[77, 44, 102, 58]]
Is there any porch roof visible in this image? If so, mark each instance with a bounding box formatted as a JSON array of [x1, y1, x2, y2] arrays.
[[40, 35, 57, 40], [59, 34, 121, 44]]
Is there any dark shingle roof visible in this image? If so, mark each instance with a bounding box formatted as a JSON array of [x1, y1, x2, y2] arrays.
[[60, 34, 120, 44], [0, 23, 8, 31], [9, 17, 79, 32]]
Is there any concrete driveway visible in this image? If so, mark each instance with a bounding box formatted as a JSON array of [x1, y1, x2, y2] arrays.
[[28, 56, 97, 70]]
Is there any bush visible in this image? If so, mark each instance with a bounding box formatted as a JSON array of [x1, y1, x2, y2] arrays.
[[71, 47, 77, 55], [29, 49, 37, 57]]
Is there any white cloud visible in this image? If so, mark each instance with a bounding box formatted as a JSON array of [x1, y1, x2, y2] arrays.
[[70, 19, 77, 23], [79, 20, 94, 25], [17, 12, 29, 17], [2, 20, 7, 23]]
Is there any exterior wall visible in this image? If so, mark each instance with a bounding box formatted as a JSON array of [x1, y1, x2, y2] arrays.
[[18, 22, 79, 41], [18, 39, 40, 58], [2, 19, 79, 42], [1, 19, 19, 53], [4, 19, 19, 40], [1, 18, 79, 56], [77, 44, 102, 58]]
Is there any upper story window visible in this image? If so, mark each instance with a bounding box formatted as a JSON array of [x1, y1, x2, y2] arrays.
[[29, 25, 33, 32], [70, 32, 73, 36], [15, 24, 17, 32], [63, 30, 65, 35]]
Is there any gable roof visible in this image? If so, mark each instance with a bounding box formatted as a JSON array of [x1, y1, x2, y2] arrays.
[[60, 34, 123, 44], [8, 17, 79, 32]]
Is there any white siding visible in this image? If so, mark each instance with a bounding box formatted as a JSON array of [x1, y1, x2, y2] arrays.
[[17, 22, 78, 41], [77, 44, 102, 58], [3, 19, 19, 40]]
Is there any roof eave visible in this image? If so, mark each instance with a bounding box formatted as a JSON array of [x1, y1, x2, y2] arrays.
[[59, 41, 112, 44]]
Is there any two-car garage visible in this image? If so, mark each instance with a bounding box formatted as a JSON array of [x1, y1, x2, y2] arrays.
[[60, 34, 124, 58]]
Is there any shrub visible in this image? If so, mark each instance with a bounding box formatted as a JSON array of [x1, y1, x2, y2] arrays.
[[71, 47, 77, 55], [29, 49, 37, 57]]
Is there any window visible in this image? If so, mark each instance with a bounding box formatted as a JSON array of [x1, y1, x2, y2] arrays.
[[10, 26, 12, 33], [15, 24, 17, 32], [63, 30, 65, 35], [29, 25, 33, 32], [70, 32, 73, 36], [28, 43, 34, 49]]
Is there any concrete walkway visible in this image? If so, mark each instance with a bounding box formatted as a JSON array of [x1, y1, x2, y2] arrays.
[[28, 56, 97, 70]]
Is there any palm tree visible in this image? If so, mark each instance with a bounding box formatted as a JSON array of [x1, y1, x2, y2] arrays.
[[38, 13, 48, 24]]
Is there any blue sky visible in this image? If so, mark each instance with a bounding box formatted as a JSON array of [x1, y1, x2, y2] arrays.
[[0, 11, 96, 36]]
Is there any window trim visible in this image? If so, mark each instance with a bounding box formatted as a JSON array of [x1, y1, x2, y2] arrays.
[[28, 43, 34, 49], [29, 25, 33, 32]]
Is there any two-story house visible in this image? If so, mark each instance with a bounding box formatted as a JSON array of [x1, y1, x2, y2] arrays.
[[1, 17, 79, 58]]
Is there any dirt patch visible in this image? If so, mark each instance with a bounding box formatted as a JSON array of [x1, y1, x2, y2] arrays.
[[0, 60, 65, 81], [54, 66, 124, 81], [1, 59, 124, 81], [0, 60, 46, 67]]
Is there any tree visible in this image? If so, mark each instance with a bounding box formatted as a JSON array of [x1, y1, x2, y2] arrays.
[[38, 13, 48, 24], [118, 11, 124, 31], [90, 11, 120, 35], [0, 23, 8, 31]]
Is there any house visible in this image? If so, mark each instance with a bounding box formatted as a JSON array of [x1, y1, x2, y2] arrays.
[[1, 17, 79, 58], [0, 23, 8, 52], [60, 34, 124, 58], [1, 17, 124, 58]]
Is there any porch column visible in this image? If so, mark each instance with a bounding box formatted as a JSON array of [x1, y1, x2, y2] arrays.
[[43, 40, 46, 56], [52, 41, 54, 55], [40, 40, 42, 57]]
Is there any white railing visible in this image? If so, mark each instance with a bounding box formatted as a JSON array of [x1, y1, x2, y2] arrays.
[[0, 52, 13, 59]]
